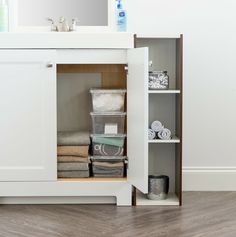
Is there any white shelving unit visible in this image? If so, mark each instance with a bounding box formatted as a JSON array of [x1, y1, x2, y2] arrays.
[[135, 35, 183, 206]]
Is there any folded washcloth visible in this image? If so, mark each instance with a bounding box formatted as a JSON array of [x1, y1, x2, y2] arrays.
[[158, 128, 172, 140], [58, 131, 90, 146], [92, 136, 125, 147], [57, 146, 89, 157], [148, 129, 156, 140], [58, 170, 90, 178], [58, 162, 89, 171], [93, 161, 124, 168], [93, 143, 124, 156], [57, 156, 89, 163], [151, 120, 164, 132]]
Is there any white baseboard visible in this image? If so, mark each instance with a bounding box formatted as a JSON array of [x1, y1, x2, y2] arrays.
[[0, 196, 116, 205], [183, 167, 236, 191]]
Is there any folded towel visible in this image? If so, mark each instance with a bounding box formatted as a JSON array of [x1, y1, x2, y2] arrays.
[[93, 169, 123, 175], [93, 161, 124, 168], [158, 128, 172, 140], [58, 170, 90, 178], [57, 131, 90, 146], [151, 120, 164, 132], [93, 143, 124, 156], [148, 129, 156, 140], [58, 162, 89, 171], [57, 146, 89, 157], [92, 136, 124, 147], [93, 174, 124, 178], [57, 156, 89, 163]]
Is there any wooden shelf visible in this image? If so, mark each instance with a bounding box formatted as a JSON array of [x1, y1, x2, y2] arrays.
[[148, 136, 181, 144], [58, 177, 127, 182], [148, 90, 181, 94], [136, 191, 179, 206]]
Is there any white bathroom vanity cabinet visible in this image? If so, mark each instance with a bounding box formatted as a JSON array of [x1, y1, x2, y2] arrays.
[[0, 32, 183, 206]]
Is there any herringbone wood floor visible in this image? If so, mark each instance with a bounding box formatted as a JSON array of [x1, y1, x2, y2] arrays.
[[0, 192, 236, 237]]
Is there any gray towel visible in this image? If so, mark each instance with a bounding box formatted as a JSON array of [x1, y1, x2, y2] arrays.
[[93, 161, 124, 168], [93, 167, 123, 175], [58, 170, 90, 178], [57, 146, 89, 157], [58, 162, 89, 171], [58, 131, 90, 146], [93, 174, 124, 178], [58, 156, 89, 163]]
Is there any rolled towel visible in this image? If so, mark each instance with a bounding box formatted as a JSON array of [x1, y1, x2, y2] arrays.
[[148, 129, 156, 140], [151, 121, 164, 132], [58, 131, 90, 146], [158, 128, 172, 140]]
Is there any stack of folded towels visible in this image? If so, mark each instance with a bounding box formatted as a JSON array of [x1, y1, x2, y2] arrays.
[[57, 131, 90, 178], [92, 160, 124, 178]]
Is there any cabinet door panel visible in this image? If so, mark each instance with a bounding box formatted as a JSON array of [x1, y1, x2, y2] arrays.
[[127, 47, 149, 193], [0, 50, 56, 181]]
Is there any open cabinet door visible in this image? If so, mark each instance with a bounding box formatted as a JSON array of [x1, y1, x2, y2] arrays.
[[127, 47, 149, 193]]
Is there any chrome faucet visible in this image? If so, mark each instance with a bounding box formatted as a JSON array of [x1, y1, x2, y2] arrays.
[[47, 17, 79, 32]]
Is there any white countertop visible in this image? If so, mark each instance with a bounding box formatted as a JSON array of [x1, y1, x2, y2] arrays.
[[0, 32, 134, 49]]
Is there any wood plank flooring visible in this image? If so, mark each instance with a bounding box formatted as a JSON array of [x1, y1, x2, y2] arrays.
[[1, 192, 236, 237]]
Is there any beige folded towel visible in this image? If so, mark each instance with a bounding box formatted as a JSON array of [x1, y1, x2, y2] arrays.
[[57, 146, 89, 157], [58, 156, 89, 163]]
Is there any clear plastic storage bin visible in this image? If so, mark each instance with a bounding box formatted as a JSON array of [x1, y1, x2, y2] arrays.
[[91, 134, 126, 156], [90, 112, 126, 134], [91, 156, 126, 178], [90, 89, 126, 112]]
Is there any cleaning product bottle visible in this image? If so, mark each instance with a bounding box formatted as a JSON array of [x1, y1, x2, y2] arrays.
[[0, 0, 8, 32], [116, 0, 126, 32]]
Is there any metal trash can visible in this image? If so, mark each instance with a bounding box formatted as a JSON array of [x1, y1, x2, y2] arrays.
[[147, 175, 169, 200]]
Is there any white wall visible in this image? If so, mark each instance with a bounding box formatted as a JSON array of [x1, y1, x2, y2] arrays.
[[126, 0, 236, 190]]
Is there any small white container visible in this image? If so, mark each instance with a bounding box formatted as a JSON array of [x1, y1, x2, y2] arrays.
[[90, 112, 126, 135], [90, 89, 126, 112]]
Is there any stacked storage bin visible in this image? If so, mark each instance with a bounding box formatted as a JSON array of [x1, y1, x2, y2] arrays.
[[90, 89, 127, 178]]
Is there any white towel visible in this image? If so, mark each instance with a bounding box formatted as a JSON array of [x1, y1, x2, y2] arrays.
[[148, 129, 156, 140], [151, 121, 164, 132], [158, 128, 172, 140]]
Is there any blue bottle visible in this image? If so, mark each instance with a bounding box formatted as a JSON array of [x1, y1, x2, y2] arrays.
[[116, 0, 127, 32]]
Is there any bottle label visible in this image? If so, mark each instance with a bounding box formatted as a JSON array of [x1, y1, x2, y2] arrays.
[[119, 11, 125, 17]]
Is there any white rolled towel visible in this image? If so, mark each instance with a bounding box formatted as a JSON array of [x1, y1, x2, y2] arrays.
[[151, 120, 164, 132], [148, 129, 156, 140], [158, 128, 172, 140]]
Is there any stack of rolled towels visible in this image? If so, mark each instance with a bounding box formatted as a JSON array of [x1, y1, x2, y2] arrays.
[[57, 131, 90, 178], [149, 120, 172, 140]]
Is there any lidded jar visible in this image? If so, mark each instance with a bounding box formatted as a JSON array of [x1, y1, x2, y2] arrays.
[[148, 71, 169, 90]]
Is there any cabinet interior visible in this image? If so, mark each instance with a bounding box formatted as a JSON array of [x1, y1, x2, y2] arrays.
[[57, 64, 127, 181]]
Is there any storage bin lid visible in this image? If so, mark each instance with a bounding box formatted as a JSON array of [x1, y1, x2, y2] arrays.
[[90, 134, 126, 138], [90, 112, 126, 116], [90, 89, 127, 94]]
